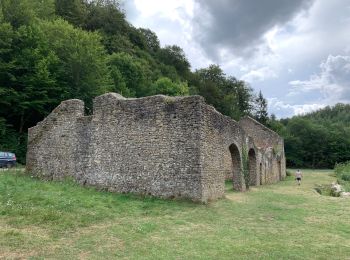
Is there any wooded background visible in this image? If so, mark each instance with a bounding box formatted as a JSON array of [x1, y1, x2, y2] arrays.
[[0, 0, 349, 168]]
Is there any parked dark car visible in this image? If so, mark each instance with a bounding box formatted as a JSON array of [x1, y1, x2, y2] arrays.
[[0, 152, 16, 168]]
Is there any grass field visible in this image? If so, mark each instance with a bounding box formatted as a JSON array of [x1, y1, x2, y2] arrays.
[[1, 169, 350, 259]]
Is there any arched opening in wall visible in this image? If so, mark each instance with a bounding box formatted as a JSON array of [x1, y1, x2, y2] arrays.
[[248, 149, 257, 186], [229, 143, 242, 191], [259, 163, 263, 185], [278, 160, 282, 180]]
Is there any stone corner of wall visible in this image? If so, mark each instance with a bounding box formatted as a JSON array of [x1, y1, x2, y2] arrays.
[[28, 98, 85, 144], [52, 98, 85, 116]]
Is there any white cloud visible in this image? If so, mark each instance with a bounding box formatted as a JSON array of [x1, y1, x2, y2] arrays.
[[268, 52, 350, 117], [293, 103, 326, 115], [241, 67, 277, 83], [125, 0, 193, 21], [123, 0, 212, 70], [268, 98, 325, 118], [289, 54, 350, 103]]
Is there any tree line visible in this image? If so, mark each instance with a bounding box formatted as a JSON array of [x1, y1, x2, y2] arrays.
[[268, 104, 350, 169], [0, 0, 268, 163]]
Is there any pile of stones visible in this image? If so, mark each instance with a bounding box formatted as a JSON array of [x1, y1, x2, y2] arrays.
[[331, 182, 350, 198]]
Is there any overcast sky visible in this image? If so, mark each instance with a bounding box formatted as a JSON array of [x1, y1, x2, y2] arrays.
[[123, 0, 350, 118]]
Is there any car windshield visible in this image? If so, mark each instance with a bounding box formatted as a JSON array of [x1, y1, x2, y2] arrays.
[[0, 152, 14, 157]]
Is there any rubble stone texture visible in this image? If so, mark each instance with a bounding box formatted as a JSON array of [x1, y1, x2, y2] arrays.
[[26, 93, 286, 202]]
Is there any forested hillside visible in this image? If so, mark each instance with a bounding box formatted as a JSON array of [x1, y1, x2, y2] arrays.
[[1, 0, 348, 169], [268, 104, 350, 168], [0, 0, 268, 163]]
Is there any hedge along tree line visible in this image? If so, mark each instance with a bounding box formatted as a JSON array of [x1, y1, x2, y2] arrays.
[[0, 0, 268, 164]]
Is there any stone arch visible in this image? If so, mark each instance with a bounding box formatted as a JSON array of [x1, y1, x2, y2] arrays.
[[229, 143, 243, 191], [248, 149, 258, 186]]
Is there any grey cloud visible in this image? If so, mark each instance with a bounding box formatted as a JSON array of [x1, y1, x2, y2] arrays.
[[193, 0, 314, 60], [289, 54, 350, 103]]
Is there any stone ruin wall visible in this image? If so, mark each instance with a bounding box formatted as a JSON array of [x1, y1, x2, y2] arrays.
[[199, 104, 247, 200], [83, 94, 204, 200], [27, 92, 286, 202], [27, 93, 204, 200], [199, 105, 286, 201], [239, 117, 286, 184]]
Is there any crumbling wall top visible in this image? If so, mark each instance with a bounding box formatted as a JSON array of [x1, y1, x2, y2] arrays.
[[28, 99, 84, 143], [92, 92, 205, 116]]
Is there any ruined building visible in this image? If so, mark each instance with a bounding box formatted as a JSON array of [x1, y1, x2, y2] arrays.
[[26, 93, 286, 202]]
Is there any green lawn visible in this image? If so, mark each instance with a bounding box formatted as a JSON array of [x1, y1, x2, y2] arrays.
[[1, 169, 349, 259]]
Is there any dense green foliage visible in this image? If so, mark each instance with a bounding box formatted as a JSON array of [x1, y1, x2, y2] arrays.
[[190, 65, 256, 120], [1, 169, 350, 258], [0, 0, 266, 164], [268, 104, 350, 168]]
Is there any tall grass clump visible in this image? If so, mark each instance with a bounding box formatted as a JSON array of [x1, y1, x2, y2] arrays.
[[334, 161, 350, 191]]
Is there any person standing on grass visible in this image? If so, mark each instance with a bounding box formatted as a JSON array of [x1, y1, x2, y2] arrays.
[[295, 169, 302, 185]]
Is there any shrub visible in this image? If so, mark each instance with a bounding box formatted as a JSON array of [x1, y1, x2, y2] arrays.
[[334, 161, 350, 191], [334, 162, 350, 181]]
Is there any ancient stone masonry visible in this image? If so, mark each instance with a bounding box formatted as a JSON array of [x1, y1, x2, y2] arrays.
[[26, 93, 286, 202]]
